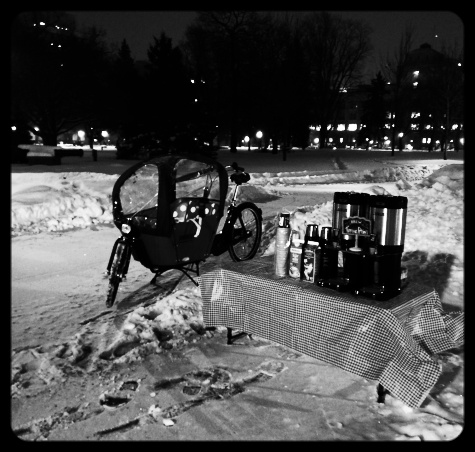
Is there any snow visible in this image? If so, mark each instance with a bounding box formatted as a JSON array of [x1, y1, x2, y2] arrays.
[[12, 157, 463, 305], [11, 149, 464, 440]]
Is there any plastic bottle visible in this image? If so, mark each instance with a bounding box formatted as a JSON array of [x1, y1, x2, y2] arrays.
[[289, 230, 303, 279]]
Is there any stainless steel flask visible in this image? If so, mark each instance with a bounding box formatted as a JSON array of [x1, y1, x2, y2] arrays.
[[369, 195, 408, 249], [332, 192, 371, 233]]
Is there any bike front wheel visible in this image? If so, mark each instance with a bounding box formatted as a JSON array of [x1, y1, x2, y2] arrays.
[[227, 202, 262, 262], [106, 241, 128, 308]]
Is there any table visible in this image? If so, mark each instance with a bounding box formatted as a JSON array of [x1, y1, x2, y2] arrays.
[[198, 255, 464, 408]]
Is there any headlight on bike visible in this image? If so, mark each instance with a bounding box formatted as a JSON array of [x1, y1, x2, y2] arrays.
[[121, 224, 132, 234]]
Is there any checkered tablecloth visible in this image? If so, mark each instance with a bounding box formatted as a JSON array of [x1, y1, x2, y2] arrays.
[[198, 256, 464, 408]]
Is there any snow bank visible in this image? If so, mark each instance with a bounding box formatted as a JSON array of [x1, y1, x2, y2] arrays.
[[11, 172, 116, 236], [249, 164, 442, 186], [9, 163, 443, 237]]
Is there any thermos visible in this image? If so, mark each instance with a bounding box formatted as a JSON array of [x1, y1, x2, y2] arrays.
[[304, 224, 319, 243], [319, 226, 338, 279], [274, 212, 291, 277]]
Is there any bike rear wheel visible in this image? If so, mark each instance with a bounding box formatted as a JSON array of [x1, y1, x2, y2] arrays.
[[106, 241, 128, 308], [228, 202, 262, 262]]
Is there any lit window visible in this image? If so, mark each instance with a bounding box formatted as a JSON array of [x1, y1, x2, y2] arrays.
[[452, 124, 459, 130], [337, 124, 345, 131], [411, 112, 420, 119], [340, 138, 343, 143], [329, 138, 333, 142], [411, 124, 418, 130], [347, 124, 357, 132], [413, 70, 419, 77], [413, 82, 418, 87], [422, 138, 426, 144]]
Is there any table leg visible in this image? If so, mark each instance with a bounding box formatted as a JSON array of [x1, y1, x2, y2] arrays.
[[227, 327, 251, 345], [377, 383, 390, 403]]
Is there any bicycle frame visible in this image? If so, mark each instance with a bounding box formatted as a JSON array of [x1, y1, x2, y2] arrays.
[[210, 167, 253, 256]]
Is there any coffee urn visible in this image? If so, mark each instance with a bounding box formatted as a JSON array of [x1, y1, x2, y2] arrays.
[[332, 191, 371, 231], [359, 194, 408, 299]]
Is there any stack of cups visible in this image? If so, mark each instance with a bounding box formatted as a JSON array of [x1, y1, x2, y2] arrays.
[[274, 213, 291, 277]]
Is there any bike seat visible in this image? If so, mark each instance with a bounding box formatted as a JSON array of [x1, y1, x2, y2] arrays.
[[230, 172, 250, 185]]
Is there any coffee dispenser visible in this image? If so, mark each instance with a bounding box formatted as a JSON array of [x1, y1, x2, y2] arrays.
[[319, 192, 371, 291], [332, 191, 371, 231], [358, 194, 408, 300], [320, 192, 408, 300]]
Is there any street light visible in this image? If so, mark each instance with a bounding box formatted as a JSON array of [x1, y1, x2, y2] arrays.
[[256, 130, 263, 150], [398, 132, 404, 151], [244, 135, 250, 152]]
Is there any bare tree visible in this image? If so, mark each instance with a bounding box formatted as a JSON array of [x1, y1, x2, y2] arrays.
[[380, 25, 415, 156], [426, 42, 464, 159], [11, 11, 112, 146], [187, 11, 266, 153], [300, 12, 372, 149]]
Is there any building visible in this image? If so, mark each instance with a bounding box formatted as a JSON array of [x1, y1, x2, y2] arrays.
[[309, 43, 464, 151]]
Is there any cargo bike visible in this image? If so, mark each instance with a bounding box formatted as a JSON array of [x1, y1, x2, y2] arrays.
[[105, 153, 262, 308]]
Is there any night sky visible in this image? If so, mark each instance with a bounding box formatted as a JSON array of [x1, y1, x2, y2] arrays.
[[68, 10, 464, 79]]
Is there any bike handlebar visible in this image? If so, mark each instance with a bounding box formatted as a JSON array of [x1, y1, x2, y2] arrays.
[[225, 162, 245, 172]]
